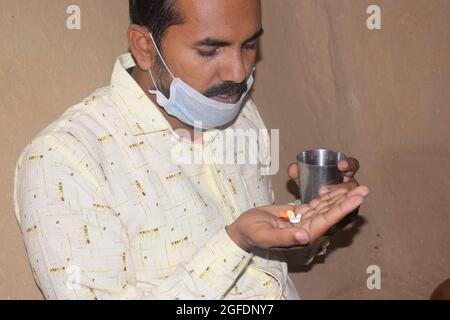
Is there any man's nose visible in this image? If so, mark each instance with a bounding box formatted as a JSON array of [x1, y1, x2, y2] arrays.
[[220, 50, 248, 84]]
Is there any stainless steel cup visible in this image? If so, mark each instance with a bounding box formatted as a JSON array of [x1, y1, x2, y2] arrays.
[[297, 149, 347, 204]]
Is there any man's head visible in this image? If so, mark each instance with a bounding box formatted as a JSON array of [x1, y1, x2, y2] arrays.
[[128, 0, 262, 104]]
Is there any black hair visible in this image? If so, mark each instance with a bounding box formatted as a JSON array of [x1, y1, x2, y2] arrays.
[[129, 0, 185, 48]]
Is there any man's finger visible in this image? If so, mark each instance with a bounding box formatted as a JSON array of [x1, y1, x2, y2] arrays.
[[308, 195, 365, 240], [287, 163, 299, 180], [319, 180, 359, 195], [343, 176, 359, 183], [346, 185, 370, 198], [295, 205, 314, 217], [338, 157, 360, 175], [309, 188, 348, 208], [323, 195, 364, 226], [256, 226, 310, 248], [341, 220, 357, 231]]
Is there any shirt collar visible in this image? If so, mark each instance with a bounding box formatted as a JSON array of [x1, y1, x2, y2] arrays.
[[110, 53, 220, 144], [110, 53, 171, 136]]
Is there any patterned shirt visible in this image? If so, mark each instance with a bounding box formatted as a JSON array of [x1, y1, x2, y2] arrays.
[[13, 53, 300, 300]]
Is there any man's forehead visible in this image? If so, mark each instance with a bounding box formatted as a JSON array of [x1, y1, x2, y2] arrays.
[[175, 0, 262, 41]]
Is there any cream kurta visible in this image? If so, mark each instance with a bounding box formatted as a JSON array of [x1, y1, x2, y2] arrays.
[[14, 54, 301, 300]]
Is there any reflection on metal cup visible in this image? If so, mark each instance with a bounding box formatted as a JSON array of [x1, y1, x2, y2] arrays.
[[297, 149, 347, 204]]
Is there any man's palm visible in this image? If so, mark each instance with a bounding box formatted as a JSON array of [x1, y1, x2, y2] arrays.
[[231, 186, 369, 251]]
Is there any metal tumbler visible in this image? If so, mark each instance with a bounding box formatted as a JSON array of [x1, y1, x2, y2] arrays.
[[296, 149, 347, 204]]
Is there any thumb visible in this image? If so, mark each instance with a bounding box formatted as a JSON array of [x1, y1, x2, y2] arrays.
[[293, 229, 310, 245], [257, 226, 311, 248]]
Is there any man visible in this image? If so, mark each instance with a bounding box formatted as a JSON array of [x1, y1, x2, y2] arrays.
[[14, 0, 368, 300]]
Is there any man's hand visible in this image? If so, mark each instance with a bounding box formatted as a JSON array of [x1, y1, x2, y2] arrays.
[[288, 157, 360, 194], [288, 157, 361, 231], [226, 186, 370, 252]]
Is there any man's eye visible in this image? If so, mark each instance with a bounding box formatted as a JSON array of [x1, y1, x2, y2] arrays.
[[244, 41, 257, 50], [197, 48, 219, 58]]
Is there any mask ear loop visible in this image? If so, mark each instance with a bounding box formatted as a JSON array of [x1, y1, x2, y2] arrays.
[[148, 70, 160, 95], [148, 32, 176, 95]]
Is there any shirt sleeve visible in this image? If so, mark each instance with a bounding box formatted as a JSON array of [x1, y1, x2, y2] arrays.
[[14, 136, 253, 300]]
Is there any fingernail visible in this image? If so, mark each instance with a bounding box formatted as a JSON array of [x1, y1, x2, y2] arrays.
[[319, 187, 328, 195], [295, 232, 309, 244], [342, 160, 349, 169]]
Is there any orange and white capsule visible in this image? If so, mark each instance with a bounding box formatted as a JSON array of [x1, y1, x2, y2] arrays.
[[279, 210, 302, 224], [286, 210, 295, 220]]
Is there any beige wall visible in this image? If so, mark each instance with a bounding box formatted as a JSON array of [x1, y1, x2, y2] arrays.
[[0, 0, 130, 299], [1, 0, 449, 299], [254, 0, 450, 299]]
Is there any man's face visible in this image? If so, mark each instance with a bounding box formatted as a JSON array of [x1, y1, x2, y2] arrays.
[[153, 0, 262, 104]]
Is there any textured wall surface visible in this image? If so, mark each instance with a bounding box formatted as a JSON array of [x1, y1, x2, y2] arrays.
[[1, 0, 449, 300], [253, 0, 450, 299], [0, 0, 130, 299]]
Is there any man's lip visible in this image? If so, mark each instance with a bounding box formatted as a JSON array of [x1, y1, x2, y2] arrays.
[[211, 93, 240, 104]]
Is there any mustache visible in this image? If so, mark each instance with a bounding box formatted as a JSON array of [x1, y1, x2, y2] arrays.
[[203, 80, 248, 98]]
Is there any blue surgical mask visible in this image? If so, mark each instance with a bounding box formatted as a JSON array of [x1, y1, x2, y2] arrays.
[[147, 33, 255, 129]]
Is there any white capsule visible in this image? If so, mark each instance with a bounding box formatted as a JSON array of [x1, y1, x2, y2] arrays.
[[289, 214, 302, 224]]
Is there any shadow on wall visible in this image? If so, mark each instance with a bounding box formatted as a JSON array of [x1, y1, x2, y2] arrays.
[[285, 217, 367, 273], [284, 179, 368, 273]]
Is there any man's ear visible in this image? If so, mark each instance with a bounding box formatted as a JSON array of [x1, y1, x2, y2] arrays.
[[128, 24, 155, 71]]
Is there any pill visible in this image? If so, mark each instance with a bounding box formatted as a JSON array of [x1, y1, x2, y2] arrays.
[[287, 210, 296, 220], [289, 214, 302, 224], [279, 210, 289, 221]]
